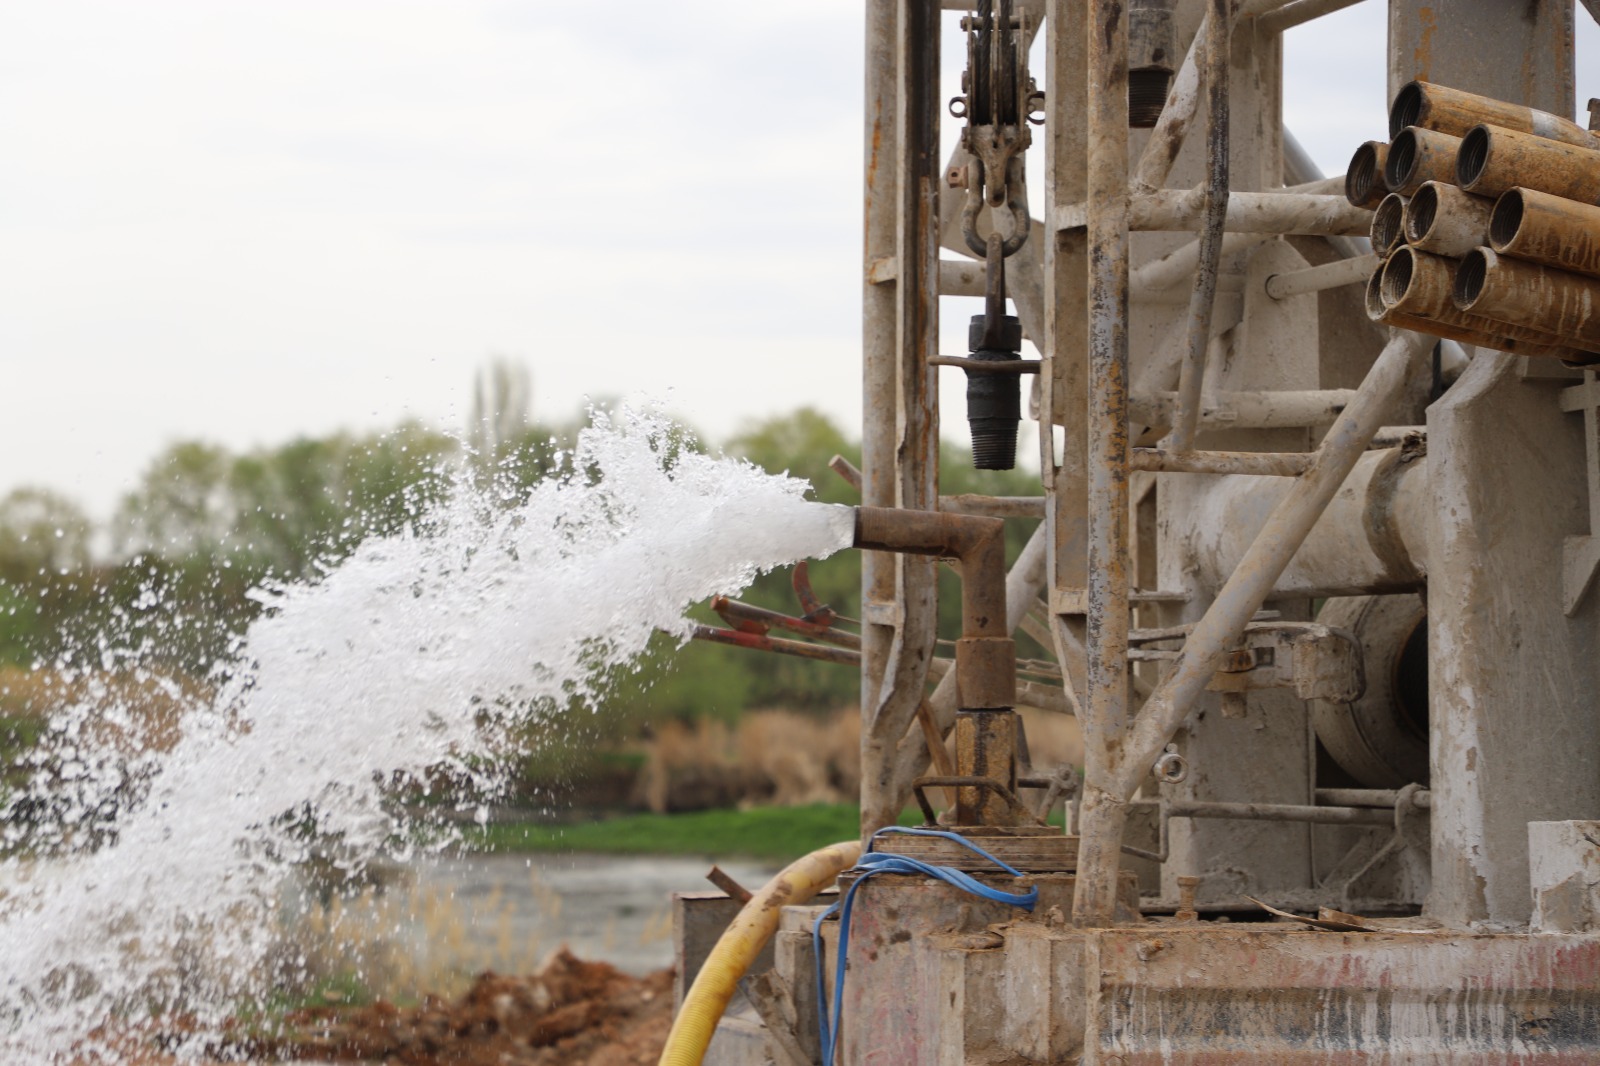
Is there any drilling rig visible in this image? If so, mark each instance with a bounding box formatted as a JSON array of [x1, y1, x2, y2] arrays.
[[669, 2, 1600, 1062]]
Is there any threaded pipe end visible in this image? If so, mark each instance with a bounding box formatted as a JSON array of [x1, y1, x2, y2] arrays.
[[1454, 249, 1488, 310], [1128, 69, 1172, 129], [1372, 195, 1408, 255], [1457, 126, 1491, 189], [969, 420, 1019, 470], [1489, 189, 1523, 250], [1406, 184, 1439, 244], [1380, 247, 1416, 308], [1346, 143, 1382, 208], [1385, 130, 1418, 192], [1389, 81, 1423, 139]]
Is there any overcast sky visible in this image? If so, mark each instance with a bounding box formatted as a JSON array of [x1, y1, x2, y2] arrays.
[[2, 2, 1596, 517]]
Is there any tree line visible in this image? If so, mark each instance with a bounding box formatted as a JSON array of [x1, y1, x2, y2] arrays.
[[0, 397, 1042, 790]]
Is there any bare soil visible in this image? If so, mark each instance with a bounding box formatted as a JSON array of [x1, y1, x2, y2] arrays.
[[74, 951, 673, 1066], [250, 950, 673, 1065]]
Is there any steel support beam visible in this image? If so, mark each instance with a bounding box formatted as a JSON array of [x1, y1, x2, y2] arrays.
[[859, 0, 942, 836], [1072, 0, 1135, 929]]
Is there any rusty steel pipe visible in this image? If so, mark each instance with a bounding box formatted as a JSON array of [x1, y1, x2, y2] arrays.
[[1255, 0, 1366, 34], [1384, 127, 1461, 197], [1362, 265, 1569, 359], [1378, 247, 1461, 319], [1285, 175, 1345, 196], [1170, 0, 1232, 452], [1370, 194, 1408, 256], [939, 494, 1047, 519], [1390, 79, 1600, 150], [1167, 798, 1395, 827], [1457, 124, 1600, 204], [689, 627, 862, 668], [1131, 388, 1358, 429], [1121, 189, 1370, 234], [1111, 328, 1435, 802], [1073, 0, 1135, 931], [1404, 181, 1493, 258], [1454, 248, 1600, 353], [1264, 254, 1377, 299], [1129, 448, 1313, 476], [1379, 247, 1581, 357], [709, 597, 862, 649], [1344, 141, 1389, 209], [1316, 787, 1433, 810], [853, 506, 1015, 710], [953, 709, 1020, 825], [884, 518, 1062, 808], [691, 637, 1072, 719], [857, 0, 943, 839], [1132, 231, 1267, 292], [1489, 187, 1600, 281], [1363, 264, 1561, 356]]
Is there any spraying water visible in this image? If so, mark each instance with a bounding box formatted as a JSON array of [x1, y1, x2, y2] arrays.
[[0, 410, 855, 1062]]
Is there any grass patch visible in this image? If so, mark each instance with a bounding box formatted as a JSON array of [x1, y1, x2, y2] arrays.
[[0, 714, 45, 763], [230, 972, 377, 1038], [466, 804, 924, 862]]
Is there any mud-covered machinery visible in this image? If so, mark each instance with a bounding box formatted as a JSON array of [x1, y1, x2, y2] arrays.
[[674, 2, 1600, 1063]]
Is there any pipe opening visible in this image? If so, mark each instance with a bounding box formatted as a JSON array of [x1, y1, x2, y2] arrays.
[[1379, 247, 1416, 307], [1489, 189, 1524, 250], [1346, 143, 1381, 207], [1389, 81, 1423, 139], [1456, 126, 1490, 188], [1364, 269, 1386, 319], [1384, 130, 1417, 192], [1372, 195, 1407, 255], [1454, 249, 1488, 309], [1405, 184, 1439, 244]]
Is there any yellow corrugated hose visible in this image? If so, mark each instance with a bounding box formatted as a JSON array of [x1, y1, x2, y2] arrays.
[[657, 838, 862, 1066]]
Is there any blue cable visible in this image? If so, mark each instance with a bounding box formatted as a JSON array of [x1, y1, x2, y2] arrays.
[[811, 827, 1038, 1066]]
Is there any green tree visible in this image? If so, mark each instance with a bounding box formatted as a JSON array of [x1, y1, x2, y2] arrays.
[[112, 442, 233, 561], [0, 488, 92, 583]]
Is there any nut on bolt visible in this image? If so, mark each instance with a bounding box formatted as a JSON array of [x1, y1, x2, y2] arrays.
[[1152, 744, 1188, 784]]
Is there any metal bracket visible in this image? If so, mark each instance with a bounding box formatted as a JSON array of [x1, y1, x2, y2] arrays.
[[1207, 621, 1364, 701], [1131, 619, 1364, 701]]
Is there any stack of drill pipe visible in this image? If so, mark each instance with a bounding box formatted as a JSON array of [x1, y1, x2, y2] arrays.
[[1341, 80, 1600, 360]]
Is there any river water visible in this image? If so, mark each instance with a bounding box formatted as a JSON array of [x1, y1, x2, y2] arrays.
[[319, 851, 782, 984]]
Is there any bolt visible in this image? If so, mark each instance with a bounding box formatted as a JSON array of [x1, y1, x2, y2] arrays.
[[1175, 875, 1202, 921]]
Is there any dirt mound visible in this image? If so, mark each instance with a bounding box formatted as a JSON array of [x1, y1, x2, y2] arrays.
[[252, 949, 673, 1065]]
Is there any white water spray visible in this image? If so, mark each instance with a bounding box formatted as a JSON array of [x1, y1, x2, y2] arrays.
[[0, 411, 855, 1062]]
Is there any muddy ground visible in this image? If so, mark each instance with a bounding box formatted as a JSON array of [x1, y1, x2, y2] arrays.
[[251, 950, 673, 1065], [85, 950, 673, 1066]]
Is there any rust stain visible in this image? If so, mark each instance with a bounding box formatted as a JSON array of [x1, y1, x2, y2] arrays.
[[1101, 2, 1123, 55], [864, 120, 883, 254], [1413, 6, 1436, 82]]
